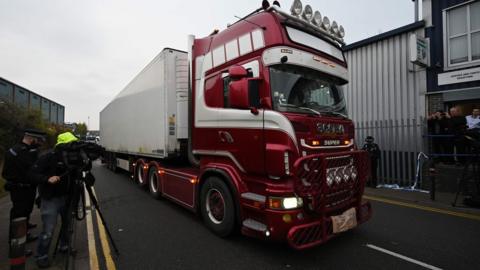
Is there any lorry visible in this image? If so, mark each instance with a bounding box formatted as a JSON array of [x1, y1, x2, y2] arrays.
[[100, 0, 372, 249]]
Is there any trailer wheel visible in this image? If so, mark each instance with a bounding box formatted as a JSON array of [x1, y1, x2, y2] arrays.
[[111, 153, 118, 173], [148, 167, 162, 199], [200, 177, 235, 237], [136, 162, 147, 187], [106, 152, 112, 170]]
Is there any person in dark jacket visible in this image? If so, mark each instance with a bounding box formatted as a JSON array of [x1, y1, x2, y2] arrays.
[[2, 128, 46, 254], [427, 111, 450, 162], [28, 132, 78, 268], [362, 136, 381, 188], [448, 107, 468, 164]]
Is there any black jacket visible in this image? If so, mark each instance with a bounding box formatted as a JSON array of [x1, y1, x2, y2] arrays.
[[362, 143, 381, 160], [28, 150, 72, 199], [2, 142, 40, 189]]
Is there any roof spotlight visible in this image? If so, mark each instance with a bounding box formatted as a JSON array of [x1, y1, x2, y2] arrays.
[[273, 0, 281, 7], [312, 11, 322, 26], [290, 0, 303, 16], [331, 20, 339, 34], [322, 16, 330, 30], [302, 4, 313, 21], [262, 0, 270, 10], [339, 25, 345, 38]]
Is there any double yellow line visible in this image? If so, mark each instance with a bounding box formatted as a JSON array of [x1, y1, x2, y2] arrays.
[[364, 195, 480, 221], [85, 187, 117, 270]]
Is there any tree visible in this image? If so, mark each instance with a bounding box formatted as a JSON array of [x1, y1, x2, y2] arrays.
[[75, 122, 88, 138]]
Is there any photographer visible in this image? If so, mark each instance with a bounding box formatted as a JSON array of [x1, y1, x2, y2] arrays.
[[28, 132, 79, 268]]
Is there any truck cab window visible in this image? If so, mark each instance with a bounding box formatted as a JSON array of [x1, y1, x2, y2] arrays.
[[270, 64, 347, 116], [223, 76, 231, 108]]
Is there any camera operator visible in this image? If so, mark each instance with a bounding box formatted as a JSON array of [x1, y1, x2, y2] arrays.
[[28, 132, 79, 268], [2, 128, 46, 256]]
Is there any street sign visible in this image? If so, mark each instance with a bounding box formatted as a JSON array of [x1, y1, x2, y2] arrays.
[[409, 33, 429, 67]]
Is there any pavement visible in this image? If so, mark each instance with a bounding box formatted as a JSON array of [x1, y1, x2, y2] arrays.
[[364, 186, 480, 217], [1, 162, 479, 269], [0, 191, 91, 270]]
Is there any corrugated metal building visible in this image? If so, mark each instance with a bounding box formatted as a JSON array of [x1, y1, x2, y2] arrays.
[[343, 0, 479, 187], [0, 77, 65, 124], [343, 21, 427, 186]]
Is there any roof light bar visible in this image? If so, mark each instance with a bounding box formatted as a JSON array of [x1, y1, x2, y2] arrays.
[[339, 25, 345, 38], [302, 4, 313, 21], [290, 0, 303, 16], [312, 11, 322, 26], [331, 20, 339, 34], [322, 16, 330, 30], [287, 0, 346, 42]]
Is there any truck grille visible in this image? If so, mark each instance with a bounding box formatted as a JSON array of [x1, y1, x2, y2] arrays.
[[293, 151, 370, 214], [287, 219, 332, 249]]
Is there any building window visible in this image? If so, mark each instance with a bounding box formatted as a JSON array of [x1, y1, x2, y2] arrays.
[[445, 1, 480, 68]]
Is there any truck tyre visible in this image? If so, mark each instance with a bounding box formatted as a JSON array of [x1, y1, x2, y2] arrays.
[[111, 154, 118, 173], [106, 152, 112, 170], [136, 163, 147, 188], [200, 177, 235, 237], [148, 167, 162, 199]]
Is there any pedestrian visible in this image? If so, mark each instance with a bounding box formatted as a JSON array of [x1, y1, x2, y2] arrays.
[[362, 136, 381, 188], [2, 128, 46, 256], [448, 106, 468, 164], [466, 108, 480, 131], [427, 111, 449, 162], [28, 132, 78, 268]]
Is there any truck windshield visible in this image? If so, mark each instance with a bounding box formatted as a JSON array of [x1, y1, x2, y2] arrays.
[[270, 65, 347, 117]]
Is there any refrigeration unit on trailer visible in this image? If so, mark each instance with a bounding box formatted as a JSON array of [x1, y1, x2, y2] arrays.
[[100, 0, 372, 249]]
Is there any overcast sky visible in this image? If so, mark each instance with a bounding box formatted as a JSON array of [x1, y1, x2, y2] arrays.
[[0, 0, 414, 130]]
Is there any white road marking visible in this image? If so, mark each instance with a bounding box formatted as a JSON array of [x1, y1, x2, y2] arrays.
[[366, 244, 443, 270]]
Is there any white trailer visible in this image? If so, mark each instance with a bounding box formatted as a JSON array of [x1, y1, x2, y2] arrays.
[[100, 48, 188, 161]]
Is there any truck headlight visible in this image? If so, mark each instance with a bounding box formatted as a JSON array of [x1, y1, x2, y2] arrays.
[[268, 196, 303, 210]]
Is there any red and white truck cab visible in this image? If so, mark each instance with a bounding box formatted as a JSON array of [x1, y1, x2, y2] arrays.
[[101, 0, 371, 250]]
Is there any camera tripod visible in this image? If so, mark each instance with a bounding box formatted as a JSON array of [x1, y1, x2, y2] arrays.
[[53, 171, 119, 270]]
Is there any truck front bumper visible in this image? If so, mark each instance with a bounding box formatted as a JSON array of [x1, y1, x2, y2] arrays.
[[241, 200, 372, 249], [286, 201, 371, 249]]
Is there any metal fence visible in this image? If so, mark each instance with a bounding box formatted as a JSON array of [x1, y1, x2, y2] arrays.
[[355, 118, 426, 186]]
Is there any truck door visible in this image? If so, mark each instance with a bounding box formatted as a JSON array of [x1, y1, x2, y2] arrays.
[[215, 61, 265, 175]]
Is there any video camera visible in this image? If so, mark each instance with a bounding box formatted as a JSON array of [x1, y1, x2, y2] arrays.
[[55, 141, 105, 186]]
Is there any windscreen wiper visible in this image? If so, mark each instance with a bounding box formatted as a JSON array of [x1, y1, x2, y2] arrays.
[[317, 110, 347, 119], [279, 103, 321, 116]]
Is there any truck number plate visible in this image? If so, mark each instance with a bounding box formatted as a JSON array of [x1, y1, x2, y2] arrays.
[[331, 207, 357, 234]]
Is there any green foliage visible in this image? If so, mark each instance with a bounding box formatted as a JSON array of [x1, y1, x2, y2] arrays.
[[0, 100, 70, 158], [75, 122, 88, 138]]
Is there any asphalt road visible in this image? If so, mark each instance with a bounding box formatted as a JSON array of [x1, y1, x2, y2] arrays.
[[90, 162, 480, 270]]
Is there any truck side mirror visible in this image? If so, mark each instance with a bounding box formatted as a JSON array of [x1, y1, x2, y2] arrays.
[[229, 78, 262, 114], [229, 78, 250, 109], [228, 65, 248, 79]]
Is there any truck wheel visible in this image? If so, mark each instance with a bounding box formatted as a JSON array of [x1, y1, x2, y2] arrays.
[[200, 177, 235, 237], [111, 154, 118, 173], [136, 163, 147, 187], [148, 167, 162, 199], [106, 152, 112, 170]]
